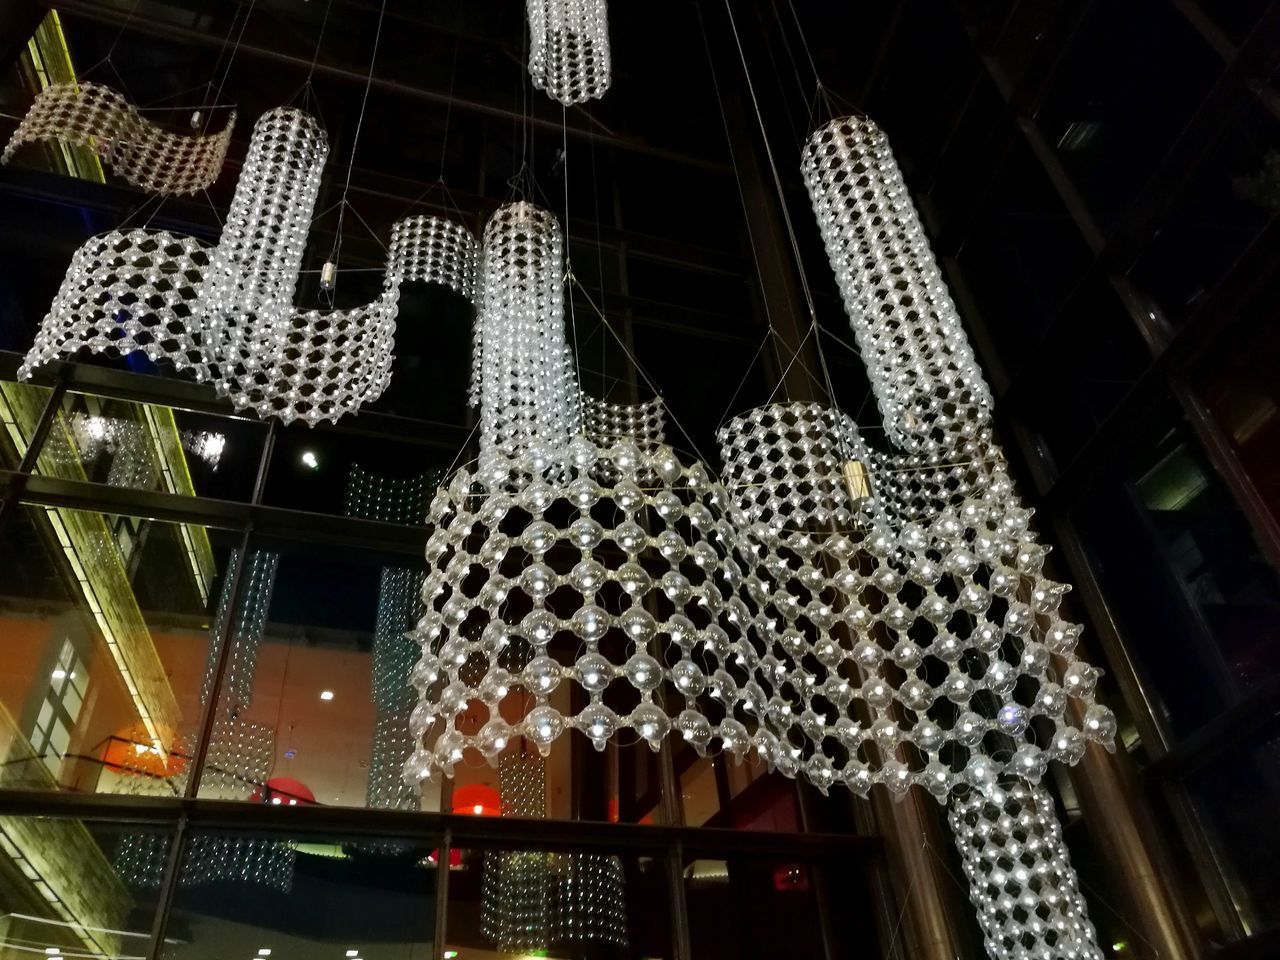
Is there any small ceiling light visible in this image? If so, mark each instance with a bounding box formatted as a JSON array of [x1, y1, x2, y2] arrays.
[[51, 668, 66, 679], [443, 953, 458, 959], [320, 690, 334, 701], [45, 951, 60, 957], [345, 952, 359, 958], [301, 450, 319, 469], [258, 951, 272, 957]]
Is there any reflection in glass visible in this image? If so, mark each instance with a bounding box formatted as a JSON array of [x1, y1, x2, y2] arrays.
[[345, 464, 436, 813], [0, 819, 167, 959], [1187, 733, 1280, 933], [0, 505, 231, 794], [450, 844, 666, 960], [481, 752, 629, 953], [163, 828, 439, 960], [1075, 405, 1280, 734], [686, 857, 830, 959], [0, 384, 266, 502]]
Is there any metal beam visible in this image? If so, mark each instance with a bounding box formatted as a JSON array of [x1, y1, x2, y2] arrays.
[[0, 789, 884, 860], [40, 0, 732, 174]]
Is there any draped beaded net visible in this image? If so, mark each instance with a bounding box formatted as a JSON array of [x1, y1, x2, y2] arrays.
[[19, 107, 480, 426], [2, 81, 236, 195]]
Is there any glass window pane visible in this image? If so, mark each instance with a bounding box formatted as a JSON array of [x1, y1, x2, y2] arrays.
[[1037, 0, 1222, 226], [259, 426, 452, 520], [1072, 401, 1280, 737], [0, 504, 237, 794], [447, 843, 670, 959], [1131, 93, 1280, 326], [195, 537, 432, 811], [0, 818, 171, 958], [1184, 732, 1280, 934], [12, 386, 269, 500], [1022, 279, 1151, 473], [163, 826, 440, 959], [676, 749, 804, 831], [1193, 286, 1280, 527], [954, 139, 1094, 374], [686, 856, 878, 958]]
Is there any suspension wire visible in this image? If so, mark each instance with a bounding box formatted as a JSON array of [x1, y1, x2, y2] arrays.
[[325, 0, 389, 297], [570, 276, 716, 470], [782, 0, 838, 120], [759, 4, 805, 145], [561, 105, 585, 398], [768, 0, 811, 117], [586, 127, 611, 398], [81, 0, 144, 79], [722, 0, 850, 430], [305, 0, 335, 87], [203, 0, 259, 134], [437, 37, 460, 182], [693, 2, 790, 406]]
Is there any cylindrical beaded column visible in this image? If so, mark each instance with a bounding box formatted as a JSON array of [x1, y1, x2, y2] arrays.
[[948, 780, 1104, 960], [476, 201, 579, 475], [202, 108, 327, 388], [526, 0, 612, 105], [801, 116, 991, 458]]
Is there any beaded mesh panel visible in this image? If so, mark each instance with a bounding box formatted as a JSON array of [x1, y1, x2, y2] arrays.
[[949, 781, 1104, 960], [20, 106, 479, 425], [802, 116, 991, 458], [718, 402, 1114, 799], [18, 229, 212, 381], [344, 464, 431, 526], [475, 202, 579, 473], [526, 0, 612, 105], [403, 437, 763, 781], [581, 393, 665, 449], [2, 82, 235, 195], [718, 402, 872, 532], [391, 215, 481, 300]]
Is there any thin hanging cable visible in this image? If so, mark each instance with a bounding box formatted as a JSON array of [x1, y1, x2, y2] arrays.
[[570, 277, 714, 468], [81, 0, 144, 77], [437, 38, 460, 182], [562, 106, 585, 399], [722, 0, 846, 419], [783, 0, 837, 119], [699, 3, 836, 412], [305, 0, 335, 86], [692, 2, 790, 401], [326, 0, 389, 294], [204, 0, 259, 134], [768, 0, 808, 97]]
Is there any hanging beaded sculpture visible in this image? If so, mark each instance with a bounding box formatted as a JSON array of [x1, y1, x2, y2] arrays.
[[2, 82, 235, 195]]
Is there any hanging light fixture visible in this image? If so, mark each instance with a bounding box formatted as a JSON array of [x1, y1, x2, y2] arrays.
[[580, 393, 666, 450], [801, 115, 992, 460], [949, 779, 1104, 960], [717, 402, 1111, 797], [475, 201, 579, 475], [19, 108, 480, 426], [405, 200, 765, 783], [526, 0, 612, 105], [800, 113, 1111, 960], [2, 81, 236, 195]]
